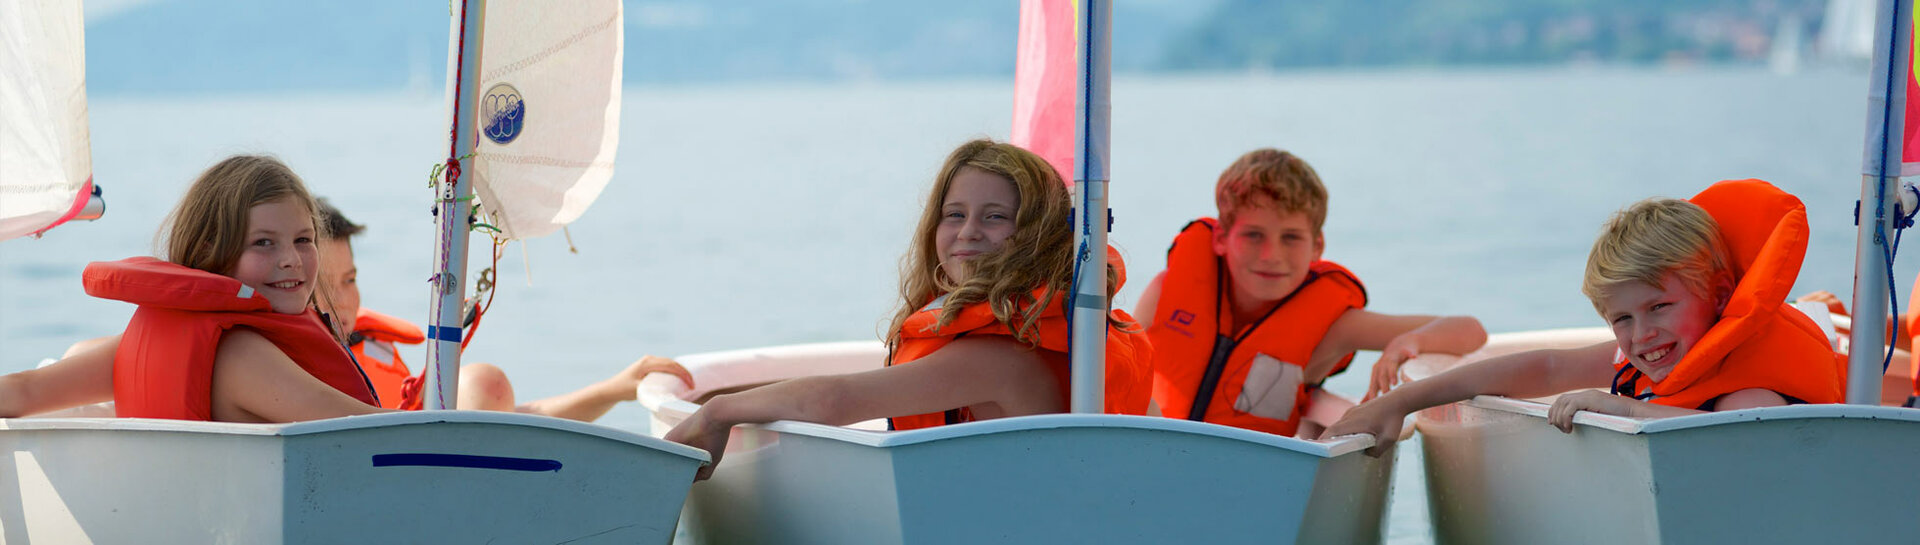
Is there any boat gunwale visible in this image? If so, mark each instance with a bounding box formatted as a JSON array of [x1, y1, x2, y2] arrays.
[[0, 411, 712, 461], [641, 339, 1378, 457], [1459, 395, 1920, 434], [646, 395, 1375, 458], [1405, 327, 1920, 434]]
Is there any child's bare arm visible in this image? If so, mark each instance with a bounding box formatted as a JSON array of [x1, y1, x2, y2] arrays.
[[1132, 273, 1167, 420], [1546, 386, 1787, 433], [1323, 341, 1615, 456], [1545, 390, 1702, 432], [0, 335, 118, 417], [210, 329, 392, 423], [1309, 309, 1488, 392], [1131, 272, 1167, 326], [1392, 341, 1615, 410], [1798, 288, 1911, 352], [724, 337, 1058, 427], [665, 336, 1061, 481], [1372, 315, 1487, 401]]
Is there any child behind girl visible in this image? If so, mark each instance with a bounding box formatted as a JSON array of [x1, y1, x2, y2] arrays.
[[312, 199, 691, 418], [663, 139, 1152, 480]]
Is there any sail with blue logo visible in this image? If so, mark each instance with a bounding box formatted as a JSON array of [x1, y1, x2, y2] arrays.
[[456, 0, 623, 240]]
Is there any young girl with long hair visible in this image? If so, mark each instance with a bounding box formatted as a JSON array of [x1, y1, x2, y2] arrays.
[[85, 155, 390, 421], [664, 139, 1152, 480], [1, 157, 690, 422], [0, 156, 375, 420]]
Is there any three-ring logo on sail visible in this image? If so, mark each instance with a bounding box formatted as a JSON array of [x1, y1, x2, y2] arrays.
[[482, 83, 524, 145]]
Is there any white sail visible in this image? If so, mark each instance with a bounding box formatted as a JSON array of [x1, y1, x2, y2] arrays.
[[1820, 0, 1879, 62], [1771, 14, 1804, 74], [466, 0, 623, 240], [0, 0, 93, 241]]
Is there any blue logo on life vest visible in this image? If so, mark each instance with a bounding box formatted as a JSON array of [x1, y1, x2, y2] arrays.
[[1164, 309, 1198, 339], [482, 83, 524, 145], [1171, 309, 1196, 326]]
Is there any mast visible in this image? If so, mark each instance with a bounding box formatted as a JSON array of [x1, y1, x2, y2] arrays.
[[1068, 0, 1112, 414], [1848, 0, 1912, 405], [425, 0, 487, 410]]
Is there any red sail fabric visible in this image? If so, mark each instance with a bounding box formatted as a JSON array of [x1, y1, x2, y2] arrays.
[[1010, 0, 1077, 186], [1906, 6, 1920, 172]]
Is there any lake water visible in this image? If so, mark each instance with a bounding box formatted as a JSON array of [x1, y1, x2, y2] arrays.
[[0, 67, 1898, 543]]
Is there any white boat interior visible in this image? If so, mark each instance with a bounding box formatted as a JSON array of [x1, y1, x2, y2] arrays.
[[1405, 328, 1920, 545], [0, 411, 707, 544], [640, 340, 1397, 545]]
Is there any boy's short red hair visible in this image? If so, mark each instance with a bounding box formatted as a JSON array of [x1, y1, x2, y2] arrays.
[[1215, 148, 1328, 233]]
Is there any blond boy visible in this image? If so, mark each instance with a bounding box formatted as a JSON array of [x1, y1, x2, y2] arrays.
[[1325, 180, 1846, 454]]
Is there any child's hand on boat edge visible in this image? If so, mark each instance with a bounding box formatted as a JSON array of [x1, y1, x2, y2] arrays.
[[1364, 334, 1423, 402], [664, 400, 728, 482], [1319, 398, 1401, 457], [1545, 390, 1632, 433]]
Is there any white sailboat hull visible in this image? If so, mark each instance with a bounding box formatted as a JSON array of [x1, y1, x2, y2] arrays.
[[0, 411, 706, 544], [640, 341, 1396, 544], [1409, 328, 1920, 545]]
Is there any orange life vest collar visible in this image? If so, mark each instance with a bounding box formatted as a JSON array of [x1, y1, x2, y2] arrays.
[[355, 307, 425, 345], [351, 308, 424, 410], [85, 257, 378, 420], [1612, 179, 1844, 407], [1148, 218, 1369, 436], [886, 248, 1152, 430]]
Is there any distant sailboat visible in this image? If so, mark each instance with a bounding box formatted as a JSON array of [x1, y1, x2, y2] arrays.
[[1820, 0, 1878, 64], [1772, 14, 1805, 74]]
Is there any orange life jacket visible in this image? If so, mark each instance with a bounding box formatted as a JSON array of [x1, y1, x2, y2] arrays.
[[1610, 179, 1846, 409], [84, 257, 378, 420], [1147, 218, 1368, 437], [1908, 275, 1920, 403], [887, 249, 1153, 430], [350, 308, 424, 410]]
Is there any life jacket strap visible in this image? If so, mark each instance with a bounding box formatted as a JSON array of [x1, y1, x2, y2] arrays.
[[1186, 333, 1236, 421], [1610, 365, 1656, 401]]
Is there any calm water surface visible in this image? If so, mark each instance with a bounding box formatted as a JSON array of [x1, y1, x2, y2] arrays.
[[0, 68, 1893, 543]]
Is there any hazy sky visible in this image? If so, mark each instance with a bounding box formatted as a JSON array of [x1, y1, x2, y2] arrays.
[[82, 0, 160, 22]]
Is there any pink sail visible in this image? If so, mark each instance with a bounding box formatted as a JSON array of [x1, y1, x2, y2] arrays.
[[1907, 2, 1920, 174], [1010, 0, 1077, 187]]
